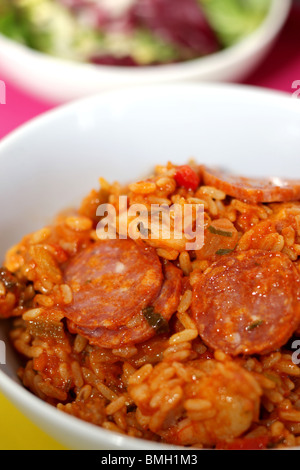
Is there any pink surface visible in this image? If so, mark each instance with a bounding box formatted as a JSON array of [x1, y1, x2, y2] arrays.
[[0, 3, 299, 140]]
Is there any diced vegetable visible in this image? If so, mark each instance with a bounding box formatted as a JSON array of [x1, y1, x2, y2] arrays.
[[208, 225, 233, 237], [142, 306, 169, 335], [196, 219, 239, 260], [174, 165, 200, 191], [246, 320, 264, 331], [215, 248, 235, 255]]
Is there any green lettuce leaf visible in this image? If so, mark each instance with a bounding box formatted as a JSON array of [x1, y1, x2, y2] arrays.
[[199, 0, 271, 47]]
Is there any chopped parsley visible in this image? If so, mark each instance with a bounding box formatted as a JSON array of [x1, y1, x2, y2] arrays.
[[142, 306, 169, 335], [246, 320, 264, 331], [208, 226, 233, 237], [215, 248, 235, 256]]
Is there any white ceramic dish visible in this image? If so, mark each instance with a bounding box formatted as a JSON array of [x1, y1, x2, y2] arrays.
[[0, 0, 291, 103], [1, 83, 300, 450]]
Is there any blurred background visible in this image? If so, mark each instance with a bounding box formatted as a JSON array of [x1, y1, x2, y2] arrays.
[[0, 0, 299, 450], [0, 0, 299, 141]]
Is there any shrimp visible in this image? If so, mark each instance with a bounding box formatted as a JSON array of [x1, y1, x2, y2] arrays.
[[128, 359, 262, 447]]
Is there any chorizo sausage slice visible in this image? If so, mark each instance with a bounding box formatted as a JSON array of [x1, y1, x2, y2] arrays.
[[202, 166, 300, 204], [63, 239, 163, 330], [191, 250, 300, 355], [68, 261, 182, 349]]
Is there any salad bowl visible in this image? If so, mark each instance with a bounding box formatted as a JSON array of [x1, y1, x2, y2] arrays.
[[0, 0, 291, 102]]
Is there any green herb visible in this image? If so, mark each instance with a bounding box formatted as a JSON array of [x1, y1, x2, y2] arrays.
[[85, 279, 92, 285], [246, 320, 264, 331], [215, 248, 235, 256], [142, 307, 169, 335], [208, 225, 233, 237]]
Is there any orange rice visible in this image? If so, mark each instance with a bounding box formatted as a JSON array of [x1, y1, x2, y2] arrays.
[[1, 161, 300, 449]]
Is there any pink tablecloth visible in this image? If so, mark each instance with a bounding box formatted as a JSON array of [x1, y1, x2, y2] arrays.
[[0, 3, 300, 140]]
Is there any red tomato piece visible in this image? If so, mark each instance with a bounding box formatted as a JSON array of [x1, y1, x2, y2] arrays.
[[174, 165, 200, 191]]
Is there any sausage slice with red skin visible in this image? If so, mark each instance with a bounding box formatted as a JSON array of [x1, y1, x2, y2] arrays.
[[64, 239, 163, 330], [67, 261, 182, 348], [202, 166, 300, 204], [191, 250, 300, 356]]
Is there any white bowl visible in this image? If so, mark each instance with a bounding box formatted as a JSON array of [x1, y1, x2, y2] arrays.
[[1, 83, 300, 450], [0, 0, 291, 103]]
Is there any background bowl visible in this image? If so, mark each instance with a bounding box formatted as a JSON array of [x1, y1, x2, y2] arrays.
[[1, 83, 300, 449], [0, 0, 291, 103]]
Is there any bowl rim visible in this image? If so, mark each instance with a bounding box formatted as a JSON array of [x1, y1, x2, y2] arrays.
[[0, 0, 291, 80], [0, 366, 182, 450], [0, 82, 300, 450], [0, 80, 297, 150]]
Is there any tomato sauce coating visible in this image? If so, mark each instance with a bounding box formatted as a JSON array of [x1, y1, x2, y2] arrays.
[[191, 250, 300, 355]]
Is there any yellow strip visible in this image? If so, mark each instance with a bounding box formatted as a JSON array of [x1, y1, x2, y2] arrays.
[[0, 392, 67, 450]]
